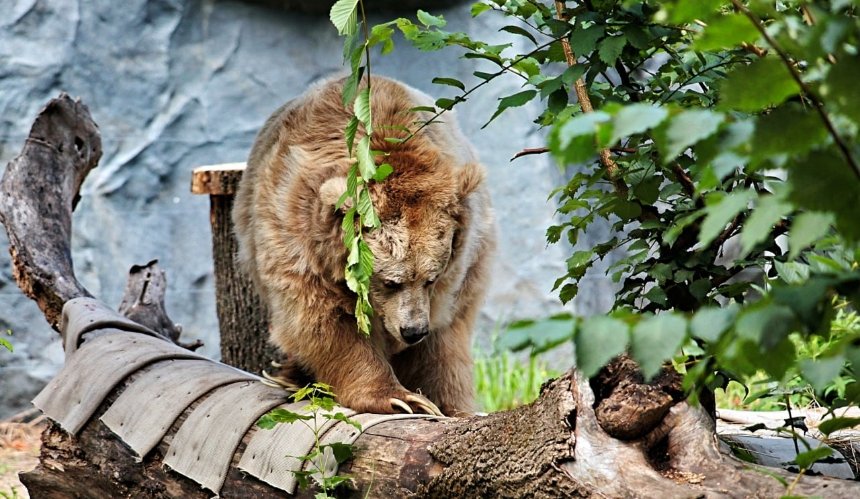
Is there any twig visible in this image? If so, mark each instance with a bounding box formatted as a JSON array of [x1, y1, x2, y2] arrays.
[[510, 147, 550, 161], [671, 163, 696, 198], [740, 42, 767, 57], [730, 0, 860, 181], [406, 35, 569, 141], [554, 1, 628, 197]]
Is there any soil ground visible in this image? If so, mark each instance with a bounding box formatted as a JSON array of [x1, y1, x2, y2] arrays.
[[0, 410, 43, 499]]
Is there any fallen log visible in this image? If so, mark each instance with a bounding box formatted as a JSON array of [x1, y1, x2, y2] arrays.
[[2, 94, 859, 498]]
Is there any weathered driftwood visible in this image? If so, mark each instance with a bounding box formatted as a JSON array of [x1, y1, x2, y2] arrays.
[[191, 164, 277, 373], [118, 259, 203, 350], [0, 94, 101, 329], [3, 94, 860, 498]]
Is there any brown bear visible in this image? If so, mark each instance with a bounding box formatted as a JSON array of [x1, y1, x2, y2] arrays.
[[232, 75, 495, 416]]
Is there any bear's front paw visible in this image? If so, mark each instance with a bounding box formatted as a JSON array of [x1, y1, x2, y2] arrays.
[[388, 391, 444, 417], [339, 387, 444, 416]]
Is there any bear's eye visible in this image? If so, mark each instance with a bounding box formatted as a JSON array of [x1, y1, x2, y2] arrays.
[[424, 278, 436, 288], [383, 279, 402, 290]]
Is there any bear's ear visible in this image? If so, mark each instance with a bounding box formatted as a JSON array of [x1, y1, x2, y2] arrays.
[[458, 163, 486, 199], [319, 176, 352, 211]]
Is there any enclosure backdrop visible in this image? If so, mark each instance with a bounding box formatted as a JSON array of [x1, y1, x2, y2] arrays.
[[0, 0, 618, 417]]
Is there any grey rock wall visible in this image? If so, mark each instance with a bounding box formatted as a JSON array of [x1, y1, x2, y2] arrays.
[[0, 0, 613, 417]]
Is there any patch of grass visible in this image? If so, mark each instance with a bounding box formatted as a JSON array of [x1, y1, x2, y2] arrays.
[[474, 348, 560, 413], [716, 302, 859, 411]]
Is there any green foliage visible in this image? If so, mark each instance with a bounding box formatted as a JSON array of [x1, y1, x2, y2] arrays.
[[366, 0, 860, 476], [0, 330, 12, 353], [332, 0, 390, 336], [257, 382, 362, 497], [474, 343, 560, 412]]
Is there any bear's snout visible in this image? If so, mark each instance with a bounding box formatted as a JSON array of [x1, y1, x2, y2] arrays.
[[400, 325, 429, 345]]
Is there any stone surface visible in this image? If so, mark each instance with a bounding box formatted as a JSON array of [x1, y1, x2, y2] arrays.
[[0, 0, 610, 417]]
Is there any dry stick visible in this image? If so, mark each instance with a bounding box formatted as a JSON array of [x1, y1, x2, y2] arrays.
[[510, 146, 550, 161], [510, 145, 637, 161], [554, 1, 629, 197], [730, 0, 860, 181]]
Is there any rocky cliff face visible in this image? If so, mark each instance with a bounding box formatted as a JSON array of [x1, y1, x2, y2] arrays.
[[0, 0, 614, 417]]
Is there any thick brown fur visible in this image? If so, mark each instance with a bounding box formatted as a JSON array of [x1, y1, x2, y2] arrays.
[[233, 75, 495, 416]]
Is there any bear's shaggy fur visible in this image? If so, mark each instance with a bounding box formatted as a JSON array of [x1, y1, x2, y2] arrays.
[[233, 76, 495, 416]]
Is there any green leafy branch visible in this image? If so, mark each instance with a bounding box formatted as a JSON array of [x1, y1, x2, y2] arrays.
[[728, 0, 860, 180], [257, 382, 362, 497], [330, 0, 395, 336]]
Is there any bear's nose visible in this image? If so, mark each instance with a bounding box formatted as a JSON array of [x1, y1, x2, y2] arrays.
[[400, 325, 429, 345]]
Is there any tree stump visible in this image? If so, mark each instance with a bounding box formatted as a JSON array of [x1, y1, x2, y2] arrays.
[[191, 164, 278, 374]]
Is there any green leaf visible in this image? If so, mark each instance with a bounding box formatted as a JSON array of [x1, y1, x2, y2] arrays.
[[326, 411, 363, 431], [483, 90, 537, 128], [554, 111, 610, 151], [774, 261, 810, 284], [818, 417, 860, 436], [786, 150, 860, 241], [323, 442, 356, 464], [470, 2, 491, 17], [341, 207, 356, 245], [372, 163, 393, 182], [631, 313, 688, 379], [498, 316, 576, 353], [432, 77, 466, 91], [354, 88, 372, 134], [611, 199, 642, 220], [575, 316, 630, 377], [560, 283, 579, 304], [341, 51, 364, 107], [355, 136, 377, 180], [632, 175, 661, 205], [358, 239, 374, 278], [566, 250, 593, 272], [500, 25, 537, 45], [369, 22, 396, 54], [435, 97, 459, 110], [609, 104, 668, 145], [698, 190, 754, 248], [661, 0, 723, 24], [417, 10, 446, 28], [345, 115, 359, 154], [643, 286, 668, 306], [751, 105, 828, 166], [661, 109, 724, 162], [569, 23, 605, 56], [598, 35, 627, 66], [735, 302, 795, 348], [794, 446, 833, 470], [771, 277, 833, 331], [719, 57, 799, 112], [0, 336, 12, 353], [801, 354, 845, 392], [822, 55, 860, 123], [329, 0, 359, 36], [257, 408, 312, 429], [357, 189, 380, 228], [693, 13, 760, 51], [691, 305, 737, 342], [739, 194, 792, 256], [789, 212, 834, 259]]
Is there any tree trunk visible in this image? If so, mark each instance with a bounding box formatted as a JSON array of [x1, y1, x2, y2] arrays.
[[191, 166, 277, 373], [4, 94, 859, 498]]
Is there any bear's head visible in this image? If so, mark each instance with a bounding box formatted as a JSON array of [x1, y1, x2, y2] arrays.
[[319, 148, 484, 347]]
